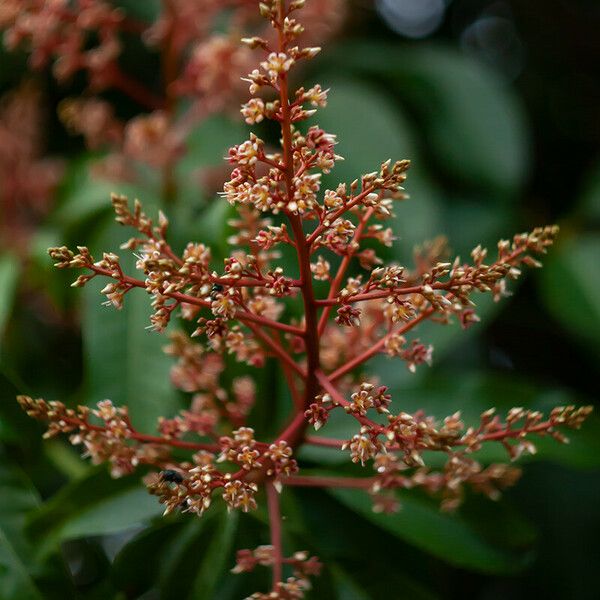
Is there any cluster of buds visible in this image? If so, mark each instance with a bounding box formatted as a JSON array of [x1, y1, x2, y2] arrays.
[[1, 0, 344, 183], [233, 545, 322, 600], [22, 1, 593, 596], [1, 0, 125, 87], [331, 401, 594, 510], [17, 396, 170, 477], [0, 81, 64, 248]]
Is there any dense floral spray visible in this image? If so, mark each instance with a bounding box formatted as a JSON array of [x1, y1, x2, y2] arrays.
[[17, 1, 592, 597]]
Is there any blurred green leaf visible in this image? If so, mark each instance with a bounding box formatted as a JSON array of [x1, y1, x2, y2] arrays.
[[188, 511, 239, 600], [0, 252, 19, 350], [0, 464, 42, 560], [27, 468, 160, 556], [82, 219, 180, 431], [329, 488, 530, 574], [0, 530, 44, 600], [53, 157, 152, 230], [112, 519, 186, 596], [158, 508, 230, 600], [174, 114, 248, 212], [312, 76, 446, 262], [43, 440, 89, 480], [317, 77, 415, 183], [180, 115, 248, 172], [330, 566, 371, 600], [0, 464, 74, 599], [320, 43, 529, 195], [330, 560, 439, 600], [539, 234, 600, 357]]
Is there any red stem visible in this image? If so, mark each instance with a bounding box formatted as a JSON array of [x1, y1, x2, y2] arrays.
[[316, 370, 380, 430], [88, 265, 304, 337], [62, 416, 218, 452], [317, 208, 374, 335], [276, 410, 308, 445], [243, 320, 306, 379], [307, 183, 384, 247], [274, 1, 321, 450], [283, 475, 373, 489], [305, 436, 344, 449], [328, 310, 433, 382]]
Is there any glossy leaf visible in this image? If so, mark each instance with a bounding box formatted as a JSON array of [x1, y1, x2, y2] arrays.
[[0, 530, 44, 600], [188, 511, 239, 600], [0, 464, 73, 599], [539, 234, 600, 357], [53, 157, 149, 230], [329, 487, 530, 574], [112, 519, 186, 596], [319, 43, 529, 195], [0, 252, 19, 350], [82, 219, 180, 431], [330, 566, 371, 600], [158, 508, 229, 600], [27, 468, 161, 556]]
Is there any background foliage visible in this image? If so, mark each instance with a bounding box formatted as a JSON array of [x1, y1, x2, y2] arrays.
[[1, 1, 599, 598]]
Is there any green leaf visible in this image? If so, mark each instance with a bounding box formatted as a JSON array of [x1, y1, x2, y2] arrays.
[[539, 234, 600, 357], [188, 511, 239, 600], [329, 566, 371, 600], [0, 529, 44, 600], [0, 252, 20, 350], [174, 114, 248, 213], [330, 562, 438, 600], [0, 464, 41, 557], [112, 519, 186, 596], [82, 219, 180, 431], [53, 157, 151, 230], [27, 468, 161, 556], [158, 508, 231, 600], [329, 487, 531, 574], [180, 115, 248, 173], [320, 43, 529, 195], [115, 0, 160, 21], [317, 77, 415, 183], [0, 464, 73, 599]]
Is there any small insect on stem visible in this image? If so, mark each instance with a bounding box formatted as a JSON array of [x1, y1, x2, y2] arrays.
[[210, 283, 224, 300], [161, 469, 184, 484]]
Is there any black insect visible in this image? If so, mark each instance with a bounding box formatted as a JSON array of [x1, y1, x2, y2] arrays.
[[210, 283, 224, 300], [160, 469, 184, 484]]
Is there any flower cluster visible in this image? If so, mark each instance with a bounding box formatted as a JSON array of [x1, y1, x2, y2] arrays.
[[17, 395, 172, 478], [0, 81, 63, 249], [232, 545, 322, 599], [21, 1, 593, 596], [1, 0, 344, 185]]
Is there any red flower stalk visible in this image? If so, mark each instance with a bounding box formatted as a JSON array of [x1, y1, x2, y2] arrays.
[[19, 1, 592, 597]]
